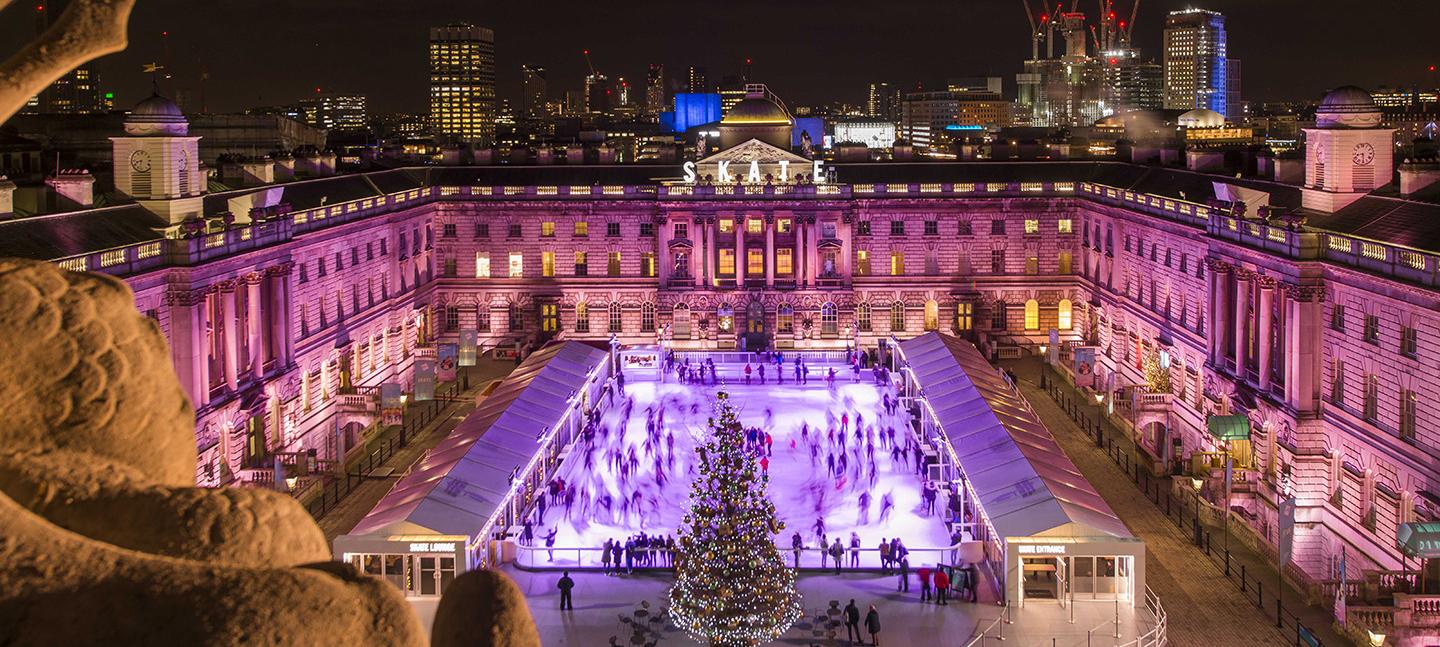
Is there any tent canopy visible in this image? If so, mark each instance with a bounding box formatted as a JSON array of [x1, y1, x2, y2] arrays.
[[345, 341, 609, 540], [1398, 522, 1440, 559], [898, 333, 1132, 541]]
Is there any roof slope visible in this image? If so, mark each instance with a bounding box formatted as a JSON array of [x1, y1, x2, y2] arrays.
[[898, 332, 1131, 541], [346, 341, 608, 539]]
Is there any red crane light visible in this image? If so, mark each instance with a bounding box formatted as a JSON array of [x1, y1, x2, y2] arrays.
[[1041, 13, 1049, 21], [1119, 20, 1126, 28], [35, 4, 43, 11], [1432, 65, 1437, 72]]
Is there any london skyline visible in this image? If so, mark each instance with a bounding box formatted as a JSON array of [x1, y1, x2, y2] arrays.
[[3, 0, 1436, 115]]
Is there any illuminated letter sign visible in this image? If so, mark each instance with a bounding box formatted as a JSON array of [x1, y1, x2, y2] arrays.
[[747, 160, 761, 183], [778, 160, 790, 181], [682, 161, 697, 184], [716, 160, 731, 182], [1017, 544, 1067, 555], [409, 542, 457, 552], [813, 160, 826, 183]]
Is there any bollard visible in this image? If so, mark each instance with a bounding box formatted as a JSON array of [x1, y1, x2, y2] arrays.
[[1114, 599, 1121, 638]]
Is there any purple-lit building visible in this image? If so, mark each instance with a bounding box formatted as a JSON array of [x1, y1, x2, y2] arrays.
[[6, 88, 1440, 632]]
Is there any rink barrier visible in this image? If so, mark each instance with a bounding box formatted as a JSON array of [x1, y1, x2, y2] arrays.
[[669, 350, 851, 365], [511, 542, 972, 573]]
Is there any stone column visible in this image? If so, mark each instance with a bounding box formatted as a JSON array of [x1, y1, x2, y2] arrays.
[[245, 272, 264, 380], [1285, 285, 1325, 414], [694, 217, 707, 288], [806, 218, 820, 282], [657, 217, 672, 287], [795, 217, 807, 288], [1204, 259, 1227, 365], [764, 216, 776, 288], [268, 263, 294, 369], [166, 286, 209, 408], [1256, 276, 1276, 392], [839, 219, 852, 279], [1233, 269, 1250, 377], [735, 217, 745, 286], [219, 280, 240, 391]]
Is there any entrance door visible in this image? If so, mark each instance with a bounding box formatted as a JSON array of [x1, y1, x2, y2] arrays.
[[417, 556, 439, 596], [539, 303, 558, 339]]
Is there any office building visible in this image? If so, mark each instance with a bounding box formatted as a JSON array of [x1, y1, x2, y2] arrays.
[[298, 93, 368, 132], [646, 64, 666, 117], [1163, 9, 1228, 116], [428, 23, 497, 145], [584, 74, 612, 115], [867, 82, 901, 122], [687, 66, 709, 93], [521, 65, 548, 119], [1103, 49, 1164, 112]]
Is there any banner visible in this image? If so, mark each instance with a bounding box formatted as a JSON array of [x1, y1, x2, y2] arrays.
[[1073, 346, 1097, 389], [1278, 496, 1297, 565], [437, 343, 458, 383], [458, 330, 478, 367], [380, 383, 404, 426], [414, 358, 436, 401], [1047, 329, 1059, 364]]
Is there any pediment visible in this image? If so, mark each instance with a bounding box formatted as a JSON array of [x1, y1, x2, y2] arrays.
[[697, 139, 809, 166]]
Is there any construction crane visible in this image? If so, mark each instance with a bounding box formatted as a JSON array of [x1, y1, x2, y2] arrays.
[[582, 49, 597, 77], [1020, 0, 1042, 60]]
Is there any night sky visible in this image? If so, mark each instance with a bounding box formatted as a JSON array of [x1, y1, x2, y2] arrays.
[[4, 0, 1438, 115]]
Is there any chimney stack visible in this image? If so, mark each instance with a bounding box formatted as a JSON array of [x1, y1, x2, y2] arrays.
[[45, 169, 95, 208]]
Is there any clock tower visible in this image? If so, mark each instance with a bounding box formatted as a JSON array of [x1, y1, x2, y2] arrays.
[[110, 93, 205, 227], [1301, 86, 1394, 213]]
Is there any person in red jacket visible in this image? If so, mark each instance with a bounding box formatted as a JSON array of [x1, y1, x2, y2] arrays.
[[933, 568, 951, 606], [916, 565, 933, 602]]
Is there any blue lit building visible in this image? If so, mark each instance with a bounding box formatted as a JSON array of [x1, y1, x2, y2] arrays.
[[659, 93, 722, 133]]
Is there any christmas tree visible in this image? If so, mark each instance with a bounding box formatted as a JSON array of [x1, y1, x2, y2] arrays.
[[668, 391, 802, 647]]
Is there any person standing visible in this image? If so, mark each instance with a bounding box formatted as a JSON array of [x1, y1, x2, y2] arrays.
[[933, 567, 951, 605], [544, 527, 557, 562], [744, 362, 753, 384], [791, 532, 804, 569], [830, 538, 844, 574], [843, 599, 861, 644], [849, 532, 861, 568], [917, 564, 932, 603], [758, 363, 766, 384], [864, 605, 882, 646], [557, 571, 575, 610], [601, 538, 613, 574], [878, 538, 891, 574], [897, 555, 910, 593]]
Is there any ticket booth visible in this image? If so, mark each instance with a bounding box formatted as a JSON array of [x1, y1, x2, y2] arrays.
[[1008, 537, 1146, 608]]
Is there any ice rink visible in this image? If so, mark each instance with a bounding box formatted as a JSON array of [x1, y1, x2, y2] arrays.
[[522, 364, 954, 569]]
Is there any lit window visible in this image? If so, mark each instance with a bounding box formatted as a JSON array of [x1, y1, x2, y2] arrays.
[[508, 252, 523, 277], [641, 252, 656, 277], [719, 249, 735, 276], [777, 219, 792, 234], [608, 252, 622, 276], [956, 303, 973, 331], [747, 249, 764, 275], [574, 251, 588, 276], [857, 303, 872, 331], [575, 303, 589, 333], [1058, 299, 1073, 330], [856, 250, 871, 276], [718, 218, 734, 234], [890, 251, 905, 276], [574, 221, 588, 237], [541, 221, 555, 237], [924, 301, 939, 331], [777, 249, 793, 275], [747, 218, 763, 234], [1025, 219, 1039, 234], [475, 252, 490, 278], [1058, 219, 1073, 234], [1058, 251, 1072, 274], [542, 251, 555, 277], [1024, 299, 1039, 330]]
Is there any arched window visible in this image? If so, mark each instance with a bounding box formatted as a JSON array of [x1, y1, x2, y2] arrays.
[[1058, 299, 1073, 330], [777, 304, 795, 333], [821, 302, 838, 336], [717, 304, 734, 333], [641, 302, 656, 332], [924, 300, 939, 331], [1024, 299, 1039, 330], [890, 302, 906, 332], [856, 303, 872, 332], [673, 303, 691, 338], [575, 302, 590, 333], [608, 302, 623, 333]]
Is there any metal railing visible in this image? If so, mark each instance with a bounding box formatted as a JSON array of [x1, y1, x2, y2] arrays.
[[670, 350, 852, 364], [1040, 369, 1326, 646], [301, 378, 465, 519], [512, 541, 969, 572]]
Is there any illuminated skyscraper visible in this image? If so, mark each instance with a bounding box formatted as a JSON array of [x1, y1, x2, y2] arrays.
[[646, 64, 666, 116], [522, 64, 548, 119], [429, 23, 496, 144], [22, 64, 106, 114], [867, 82, 901, 121], [1163, 9, 1228, 116], [584, 73, 612, 115], [687, 66, 709, 93]]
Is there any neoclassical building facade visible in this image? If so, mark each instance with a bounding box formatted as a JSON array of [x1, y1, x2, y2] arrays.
[[5, 88, 1439, 596]]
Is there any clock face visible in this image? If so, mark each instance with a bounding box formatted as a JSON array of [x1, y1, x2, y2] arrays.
[[129, 150, 152, 173], [1352, 142, 1376, 166]]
